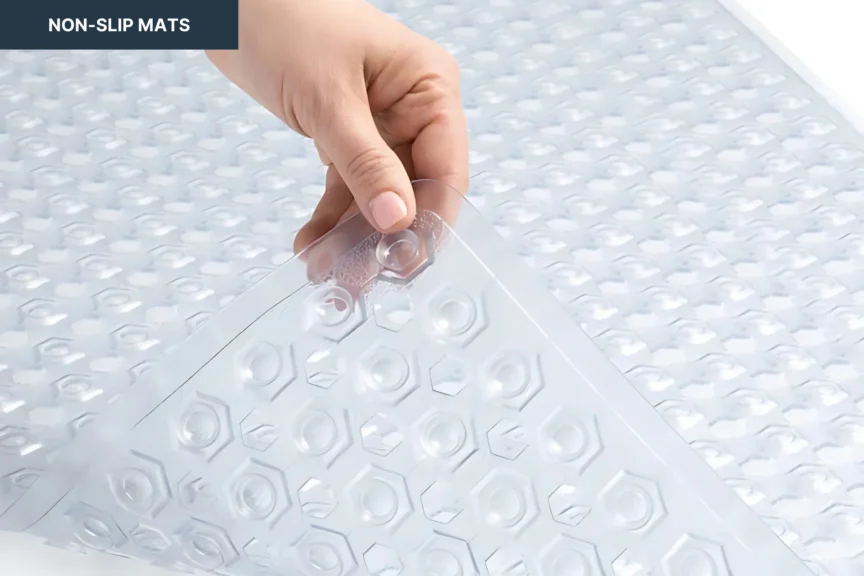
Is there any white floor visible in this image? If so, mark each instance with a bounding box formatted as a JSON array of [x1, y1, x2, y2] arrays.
[[3, 0, 864, 574]]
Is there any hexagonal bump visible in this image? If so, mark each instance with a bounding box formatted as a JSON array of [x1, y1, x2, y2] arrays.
[[548, 484, 591, 527], [149, 244, 195, 269], [294, 527, 357, 576], [35, 337, 84, 366], [299, 477, 338, 519], [375, 228, 433, 284], [129, 524, 171, 554], [540, 535, 603, 576], [108, 451, 171, 518], [53, 374, 103, 403], [177, 518, 239, 571], [423, 287, 488, 347], [421, 480, 464, 524], [290, 400, 352, 468], [373, 291, 414, 332], [486, 548, 528, 576], [304, 346, 345, 389], [5, 264, 48, 291], [178, 473, 219, 513], [347, 465, 413, 531], [111, 324, 159, 352], [2, 468, 41, 492], [357, 345, 420, 406], [92, 287, 141, 314], [471, 468, 538, 535], [365, 543, 403, 576], [243, 537, 279, 569], [414, 409, 478, 472], [361, 413, 403, 457], [175, 392, 234, 461], [305, 284, 366, 343], [416, 533, 478, 576], [662, 535, 731, 576], [19, 298, 66, 326], [481, 351, 544, 411], [65, 502, 128, 551], [600, 471, 667, 535], [235, 340, 295, 401], [539, 408, 603, 471], [77, 254, 122, 280], [487, 418, 529, 461], [240, 409, 279, 452], [228, 459, 292, 527], [0, 426, 40, 456], [430, 354, 473, 397]]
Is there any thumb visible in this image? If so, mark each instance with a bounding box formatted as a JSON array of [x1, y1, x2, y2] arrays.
[[311, 96, 415, 234]]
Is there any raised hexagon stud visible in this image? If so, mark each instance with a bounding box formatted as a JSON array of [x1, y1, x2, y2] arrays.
[[129, 524, 171, 555], [422, 287, 488, 347], [53, 374, 103, 403], [375, 229, 433, 285], [365, 543, 403, 576], [414, 409, 478, 472], [486, 548, 527, 576], [599, 471, 666, 535], [486, 418, 529, 461], [305, 284, 366, 343], [35, 337, 83, 366], [65, 502, 128, 551], [240, 409, 279, 452], [471, 468, 539, 535], [174, 393, 234, 462], [228, 459, 292, 527], [291, 400, 352, 468], [420, 480, 463, 524], [662, 535, 731, 576], [481, 351, 544, 411], [177, 518, 239, 571], [19, 298, 66, 326], [548, 484, 590, 527], [347, 465, 413, 531], [539, 408, 603, 471], [356, 345, 420, 406], [178, 473, 219, 513], [299, 477, 338, 519], [243, 537, 278, 569], [295, 527, 357, 576], [430, 354, 473, 397], [305, 346, 345, 389], [360, 413, 403, 457], [0, 426, 39, 456], [416, 533, 478, 576], [108, 450, 171, 518], [539, 535, 603, 576], [373, 291, 414, 332], [235, 340, 295, 401]]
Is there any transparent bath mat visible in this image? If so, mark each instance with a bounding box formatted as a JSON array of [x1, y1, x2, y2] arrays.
[[10, 181, 810, 576]]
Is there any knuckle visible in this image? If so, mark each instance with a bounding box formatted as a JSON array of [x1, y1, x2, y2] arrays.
[[344, 146, 391, 186]]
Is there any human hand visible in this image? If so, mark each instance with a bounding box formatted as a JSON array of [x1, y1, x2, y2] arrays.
[[206, 0, 469, 254]]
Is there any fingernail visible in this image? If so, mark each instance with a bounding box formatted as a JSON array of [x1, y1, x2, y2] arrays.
[[369, 191, 408, 230]]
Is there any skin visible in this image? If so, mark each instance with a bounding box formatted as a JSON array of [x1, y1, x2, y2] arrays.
[[206, 0, 470, 255]]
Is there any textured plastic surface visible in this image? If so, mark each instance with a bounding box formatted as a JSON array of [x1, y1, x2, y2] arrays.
[[0, 0, 860, 574], [13, 179, 812, 576]]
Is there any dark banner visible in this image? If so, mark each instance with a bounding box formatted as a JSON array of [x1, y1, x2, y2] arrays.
[[0, 0, 239, 50]]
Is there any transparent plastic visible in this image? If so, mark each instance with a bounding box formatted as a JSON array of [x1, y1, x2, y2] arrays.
[[0, 0, 863, 573], [9, 180, 810, 576]]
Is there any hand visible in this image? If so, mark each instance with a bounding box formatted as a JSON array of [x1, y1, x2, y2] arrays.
[[206, 0, 470, 254]]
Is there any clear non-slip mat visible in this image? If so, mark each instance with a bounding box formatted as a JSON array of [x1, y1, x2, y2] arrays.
[[0, 0, 861, 575]]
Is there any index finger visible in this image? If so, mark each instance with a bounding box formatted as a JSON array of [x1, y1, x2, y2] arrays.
[[410, 91, 470, 196]]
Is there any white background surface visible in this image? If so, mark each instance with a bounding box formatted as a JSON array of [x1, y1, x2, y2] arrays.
[[2, 0, 864, 574]]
